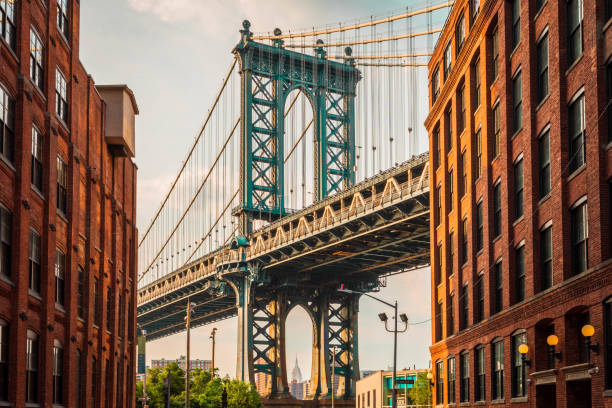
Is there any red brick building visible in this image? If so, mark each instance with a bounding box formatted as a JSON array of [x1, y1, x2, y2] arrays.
[[425, 0, 612, 407], [0, 0, 138, 407]]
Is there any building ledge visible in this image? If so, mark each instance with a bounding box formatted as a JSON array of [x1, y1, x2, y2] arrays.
[[510, 396, 528, 403], [561, 363, 591, 381], [530, 368, 557, 385]]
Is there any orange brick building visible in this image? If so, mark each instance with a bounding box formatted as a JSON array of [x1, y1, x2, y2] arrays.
[[425, 0, 612, 407], [0, 0, 138, 406]]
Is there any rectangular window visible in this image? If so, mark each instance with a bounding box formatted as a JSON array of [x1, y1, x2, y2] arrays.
[[444, 41, 452, 80], [536, 0, 546, 13], [492, 340, 504, 400], [436, 243, 443, 284], [57, 0, 69, 39], [53, 342, 63, 404], [511, 0, 521, 49], [514, 158, 524, 219], [432, 66, 440, 104], [0, 0, 17, 49], [29, 229, 41, 294], [461, 283, 469, 330], [494, 261, 503, 313], [56, 69, 69, 123], [475, 128, 482, 178], [473, 55, 481, 110], [449, 231, 454, 276], [460, 351, 470, 402], [568, 93, 585, 172], [462, 218, 468, 265], [567, 0, 583, 66], [512, 71, 522, 133], [106, 287, 112, 331], [26, 331, 39, 403], [515, 245, 525, 303], [571, 200, 588, 275], [0, 206, 11, 279], [448, 356, 456, 403], [57, 157, 67, 215], [476, 201, 483, 251], [493, 181, 501, 238], [0, 320, 8, 401], [475, 273, 484, 323], [448, 292, 455, 336], [493, 102, 500, 158], [537, 33, 549, 103], [605, 297, 612, 389], [475, 346, 485, 401], [93, 278, 100, 326], [77, 266, 84, 319], [437, 185, 442, 226], [449, 169, 454, 212], [434, 124, 441, 168], [31, 126, 43, 192], [512, 332, 527, 397], [55, 249, 65, 306], [470, 0, 480, 24], [0, 85, 15, 163], [460, 151, 467, 199], [435, 300, 443, 342], [30, 28, 44, 90], [455, 15, 465, 55], [541, 226, 553, 290], [458, 83, 466, 134], [445, 104, 453, 151], [539, 129, 551, 197], [119, 294, 125, 338], [436, 360, 444, 404], [492, 26, 499, 80]]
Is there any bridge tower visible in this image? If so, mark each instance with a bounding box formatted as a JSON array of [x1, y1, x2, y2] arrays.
[[227, 21, 362, 403]]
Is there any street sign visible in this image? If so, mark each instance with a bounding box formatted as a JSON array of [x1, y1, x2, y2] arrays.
[[396, 379, 415, 385], [138, 396, 151, 401]]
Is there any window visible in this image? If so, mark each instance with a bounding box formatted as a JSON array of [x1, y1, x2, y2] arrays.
[[568, 93, 585, 172], [29, 229, 41, 294], [515, 245, 525, 303], [449, 231, 454, 275], [475, 128, 482, 178], [475, 345, 485, 401], [607, 0, 612, 20], [76, 349, 83, 407], [436, 243, 443, 284], [470, 0, 480, 24], [434, 124, 441, 168], [437, 185, 442, 226], [514, 158, 524, 219], [444, 41, 452, 80], [119, 294, 125, 338], [55, 249, 65, 306], [0, 85, 14, 162], [448, 356, 456, 403], [461, 150, 467, 198], [605, 297, 612, 389], [57, 156, 68, 214], [475, 273, 484, 323], [26, 330, 39, 403], [492, 339, 504, 400], [94, 277, 100, 326], [539, 129, 551, 197], [461, 282, 469, 330], [449, 169, 454, 212], [457, 83, 466, 134], [460, 351, 470, 402], [476, 200, 483, 251], [0, 0, 16, 49], [571, 199, 588, 274], [91, 357, 97, 408], [77, 266, 84, 319], [608, 62, 612, 143], [56, 69, 68, 123], [536, 0, 546, 14], [53, 340, 63, 404], [0, 206, 11, 279], [512, 332, 527, 397], [494, 261, 503, 313], [492, 26, 499, 80], [435, 300, 443, 342], [512, 71, 522, 133], [473, 55, 481, 110], [57, 0, 69, 39], [456, 15, 465, 55], [445, 104, 453, 151], [493, 181, 501, 238], [432, 66, 440, 104], [537, 33, 549, 103], [436, 360, 444, 404], [493, 102, 500, 158], [448, 292, 455, 336], [540, 225, 553, 290], [567, 0, 583, 66], [30, 28, 44, 90], [107, 287, 112, 331], [462, 218, 468, 265], [0, 319, 7, 401], [511, 0, 521, 49], [31, 126, 43, 192]]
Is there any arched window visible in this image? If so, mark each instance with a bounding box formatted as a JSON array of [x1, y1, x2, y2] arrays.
[[475, 344, 485, 401], [447, 355, 455, 403], [435, 359, 444, 405], [26, 329, 39, 403], [491, 337, 504, 401], [0, 318, 8, 401], [53, 339, 64, 404], [460, 350, 470, 402], [511, 330, 527, 398]]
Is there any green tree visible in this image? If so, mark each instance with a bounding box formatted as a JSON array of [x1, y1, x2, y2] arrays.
[[135, 363, 186, 408], [407, 372, 432, 406]]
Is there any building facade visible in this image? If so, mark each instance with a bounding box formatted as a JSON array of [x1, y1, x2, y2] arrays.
[[0, 0, 138, 407], [426, 0, 612, 407], [355, 369, 428, 408], [151, 355, 212, 372]]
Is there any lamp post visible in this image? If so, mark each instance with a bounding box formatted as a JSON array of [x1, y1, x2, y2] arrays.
[[517, 343, 531, 397], [546, 334, 562, 369], [338, 286, 408, 408], [185, 301, 196, 408], [581, 324, 599, 364], [210, 328, 218, 377], [426, 371, 433, 408]]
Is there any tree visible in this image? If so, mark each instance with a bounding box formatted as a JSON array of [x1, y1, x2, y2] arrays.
[[136, 363, 185, 408], [407, 372, 432, 406]]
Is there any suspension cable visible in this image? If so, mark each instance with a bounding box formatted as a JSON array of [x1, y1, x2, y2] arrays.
[[285, 29, 442, 49]]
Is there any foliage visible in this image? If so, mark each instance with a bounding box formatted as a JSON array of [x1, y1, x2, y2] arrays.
[[407, 372, 432, 406], [136, 365, 262, 408]]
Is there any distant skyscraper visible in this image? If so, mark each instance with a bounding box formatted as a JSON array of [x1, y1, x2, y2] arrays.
[[289, 356, 306, 400]]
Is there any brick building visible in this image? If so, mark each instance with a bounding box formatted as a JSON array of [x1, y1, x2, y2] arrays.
[[425, 0, 612, 407], [0, 0, 138, 407], [151, 355, 212, 372]]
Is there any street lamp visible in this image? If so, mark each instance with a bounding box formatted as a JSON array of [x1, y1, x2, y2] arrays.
[[185, 301, 196, 408], [581, 324, 599, 364], [338, 286, 408, 408], [426, 371, 433, 407], [210, 328, 218, 377], [546, 334, 562, 368], [518, 343, 531, 397]]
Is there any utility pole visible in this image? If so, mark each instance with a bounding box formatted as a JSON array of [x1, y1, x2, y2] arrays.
[[331, 345, 336, 408], [210, 327, 218, 377], [185, 300, 196, 408]]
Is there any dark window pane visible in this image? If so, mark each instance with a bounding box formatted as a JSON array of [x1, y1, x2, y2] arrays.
[[568, 94, 585, 172], [571, 201, 588, 274], [494, 261, 503, 313], [514, 159, 523, 219], [460, 352, 470, 402], [493, 182, 501, 238], [512, 332, 527, 397], [511, 0, 521, 48], [0, 206, 11, 279], [448, 356, 456, 403], [0, 321, 8, 400], [541, 226, 553, 290], [28, 230, 41, 293], [513, 72, 522, 133], [492, 340, 504, 400], [567, 0, 583, 66], [515, 246, 525, 302], [0, 86, 15, 163], [537, 34, 549, 103], [539, 130, 551, 197]]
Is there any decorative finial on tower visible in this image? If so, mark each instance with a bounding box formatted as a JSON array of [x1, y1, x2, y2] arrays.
[[315, 39, 326, 59], [344, 46, 355, 65], [240, 20, 252, 42], [273, 28, 284, 48]]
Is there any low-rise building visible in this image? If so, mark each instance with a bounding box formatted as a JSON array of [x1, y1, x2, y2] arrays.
[[356, 369, 429, 408], [151, 355, 212, 372]]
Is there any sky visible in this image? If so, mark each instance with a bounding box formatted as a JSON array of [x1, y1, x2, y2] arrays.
[[79, 0, 434, 379]]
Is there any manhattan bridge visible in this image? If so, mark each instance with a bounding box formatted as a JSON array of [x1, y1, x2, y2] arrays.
[[136, 1, 451, 404]]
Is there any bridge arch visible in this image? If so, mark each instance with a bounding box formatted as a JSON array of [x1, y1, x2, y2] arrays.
[[284, 302, 317, 399]]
